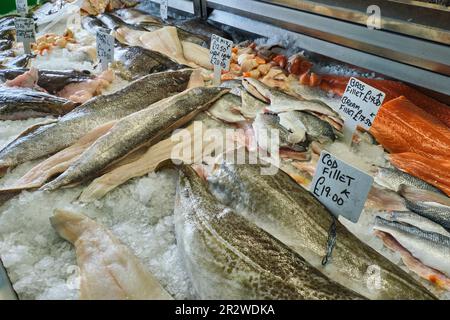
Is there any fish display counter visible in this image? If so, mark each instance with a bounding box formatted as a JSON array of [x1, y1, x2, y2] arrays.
[[0, 0, 449, 302]]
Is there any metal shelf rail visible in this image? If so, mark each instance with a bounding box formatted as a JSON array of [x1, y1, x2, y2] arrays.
[[149, 0, 450, 96]]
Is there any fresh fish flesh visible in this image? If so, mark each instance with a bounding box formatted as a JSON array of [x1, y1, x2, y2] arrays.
[[404, 199, 450, 231], [278, 111, 336, 144], [390, 211, 450, 237], [0, 86, 78, 120], [113, 46, 183, 81], [371, 96, 450, 160], [50, 209, 172, 300], [252, 113, 307, 152], [0, 68, 94, 94], [175, 165, 364, 300], [206, 162, 435, 299], [243, 78, 339, 117], [0, 69, 193, 173], [390, 152, 450, 196], [374, 216, 450, 277], [41, 86, 228, 190], [375, 167, 443, 194]]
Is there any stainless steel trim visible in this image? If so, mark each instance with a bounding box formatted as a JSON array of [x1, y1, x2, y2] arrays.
[[146, 0, 195, 15], [208, 9, 450, 95], [257, 0, 450, 44], [206, 0, 450, 76]]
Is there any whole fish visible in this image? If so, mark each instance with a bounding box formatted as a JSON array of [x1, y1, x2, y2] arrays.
[[51, 209, 172, 300], [242, 78, 339, 117], [174, 18, 231, 46], [3, 54, 34, 69], [113, 46, 183, 81], [405, 199, 450, 231], [0, 69, 193, 173], [0, 16, 15, 41], [374, 216, 450, 277], [81, 16, 108, 35], [399, 184, 450, 207], [97, 13, 132, 30], [253, 113, 307, 152], [0, 69, 93, 94], [0, 87, 78, 120], [0, 39, 12, 51], [278, 111, 336, 144], [112, 8, 163, 31], [175, 165, 364, 300], [206, 162, 435, 299], [390, 211, 450, 237], [41, 86, 228, 190], [375, 167, 444, 194]]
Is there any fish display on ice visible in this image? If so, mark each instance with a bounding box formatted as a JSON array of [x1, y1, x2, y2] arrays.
[[206, 162, 435, 299], [50, 209, 172, 300], [0, 69, 193, 174], [175, 165, 364, 300], [41, 86, 228, 190]]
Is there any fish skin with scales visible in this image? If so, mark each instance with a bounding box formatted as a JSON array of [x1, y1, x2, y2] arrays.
[[174, 165, 365, 300], [0, 69, 193, 172], [206, 162, 436, 300]]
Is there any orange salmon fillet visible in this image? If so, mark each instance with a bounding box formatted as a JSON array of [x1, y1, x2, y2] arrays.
[[317, 75, 450, 127], [370, 96, 450, 160], [390, 152, 450, 196]]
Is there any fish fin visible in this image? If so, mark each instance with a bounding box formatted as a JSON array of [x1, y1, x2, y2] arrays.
[[14, 119, 58, 140]]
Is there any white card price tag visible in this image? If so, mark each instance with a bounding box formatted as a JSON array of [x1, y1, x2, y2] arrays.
[[160, 0, 168, 20], [339, 77, 385, 144], [15, 0, 28, 16], [210, 34, 233, 85], [96, 30, 114, 71], [310, 151, 373, 223]]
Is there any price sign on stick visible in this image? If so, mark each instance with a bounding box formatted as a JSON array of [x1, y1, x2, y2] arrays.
[[310, 151, 373, 223], [15, 0, 28, 16], [210, 34, 233, 85], [15, 17, 35, 54], [339, 77, 385, 145], [96, 30, 114, 71], [160, 0, 168, 20]]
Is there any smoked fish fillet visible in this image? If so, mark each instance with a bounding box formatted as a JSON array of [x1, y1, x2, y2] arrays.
[[390, 152, 450, 196], [370, 96, 450, 160], [316, 75, 450, 127]]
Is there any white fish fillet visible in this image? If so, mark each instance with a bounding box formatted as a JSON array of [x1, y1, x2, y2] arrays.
[[50, 209, 172, 300], [181, 41, 213, 70], [139, 26, 189, 66]]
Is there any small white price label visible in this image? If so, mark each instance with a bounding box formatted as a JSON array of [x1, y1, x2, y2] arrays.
[[310, 151, 373, 223], [210, 34, 233, 71], [96, 30, 114, 70], [160, 0, 168, 20], [15, 0, 28, 15], [339, 77, 385, 132], [15, 17, 35, 42]]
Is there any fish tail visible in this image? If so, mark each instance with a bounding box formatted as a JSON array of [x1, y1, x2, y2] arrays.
[[50, 209, 88, 243]]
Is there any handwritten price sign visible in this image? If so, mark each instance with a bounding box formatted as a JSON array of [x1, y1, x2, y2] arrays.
[[339, 77, 385, 131], [311, 151, 373, 223], [15, 0, 28, 15], [96, 30, 114, 70], [210, 34, 233, 71], [15, 17, 35, 43]]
